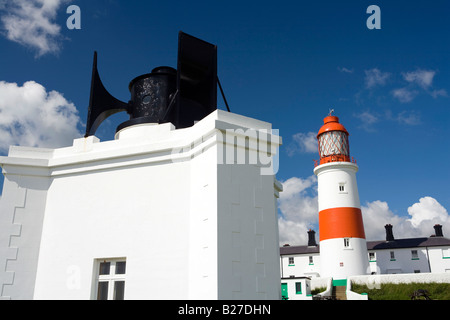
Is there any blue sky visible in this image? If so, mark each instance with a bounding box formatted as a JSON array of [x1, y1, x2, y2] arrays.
[[0, 0, 449, 244]]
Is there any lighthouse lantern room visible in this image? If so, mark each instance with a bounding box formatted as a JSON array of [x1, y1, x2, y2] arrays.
[[314, 112, 369, 280]]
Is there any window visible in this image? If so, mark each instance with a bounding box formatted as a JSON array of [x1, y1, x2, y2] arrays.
[[94, 258, 126, 300], [390, 251, 396, 261], [442, 248, 450, 259], [309, 256, 314, 265], [411, 250, 419, 260], [339, 184, 345, 192], [344, 238, 350, 248], [295, 282, 302, 294], [288, 257, 294, 265], [369, 252, 376, 261]]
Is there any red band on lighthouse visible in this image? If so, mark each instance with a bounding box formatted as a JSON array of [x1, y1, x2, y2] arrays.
[[319, 207, 366, 241]]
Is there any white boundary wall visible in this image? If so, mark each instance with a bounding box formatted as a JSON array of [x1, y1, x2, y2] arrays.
[[350, 272, 450, 287]]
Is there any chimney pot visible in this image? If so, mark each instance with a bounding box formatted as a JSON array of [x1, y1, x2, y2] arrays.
[[307, 229, 317, 246], [434, 224, 444, 237], [385, 224, 395, 242]]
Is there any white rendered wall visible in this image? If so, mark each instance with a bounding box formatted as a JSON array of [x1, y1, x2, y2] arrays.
[[0, 171, 50, 300], [280, 254, 321, 278], [314, 162, 360, 211], [428, 247, 450, 273], [319, 238, 369, 280], [369, 248, 431, 274], [0, 110, 282, 300]]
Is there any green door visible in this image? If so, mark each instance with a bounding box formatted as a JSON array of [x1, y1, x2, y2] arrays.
[[281, 283, 288, 300]]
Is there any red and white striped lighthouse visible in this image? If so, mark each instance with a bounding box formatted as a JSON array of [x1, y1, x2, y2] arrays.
[[314, 112, 369, 280]]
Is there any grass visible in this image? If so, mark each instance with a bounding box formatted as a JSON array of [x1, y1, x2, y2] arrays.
[[350, 282, 450, 300]]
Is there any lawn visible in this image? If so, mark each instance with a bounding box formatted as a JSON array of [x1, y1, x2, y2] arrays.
[[350, 282, 450, 300]]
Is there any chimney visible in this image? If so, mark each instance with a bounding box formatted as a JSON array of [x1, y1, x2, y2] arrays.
[[308, 229, 317, 246], [385, 224, 395, 242], [434, 224, 444, 237]]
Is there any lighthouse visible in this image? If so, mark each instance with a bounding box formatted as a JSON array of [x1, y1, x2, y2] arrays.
[[314, 112, 369, 281]]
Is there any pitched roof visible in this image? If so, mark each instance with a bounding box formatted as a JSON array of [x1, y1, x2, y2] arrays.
[[280, 236, 450, 255], [280, 245, 320, 255], [367, 236, 450, 250]]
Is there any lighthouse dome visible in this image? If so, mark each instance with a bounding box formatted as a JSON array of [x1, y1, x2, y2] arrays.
[[317, 115, 351, 165], [317, 116, 349, 137]]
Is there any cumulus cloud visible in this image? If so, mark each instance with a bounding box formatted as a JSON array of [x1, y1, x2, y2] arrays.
[[364, 68, 391, 89], [361, 197, 450, 240], [0, 81, 82, 153], [278, 176, 318, 245], [0, 0, 70, 57], [287, 132, 317, 156], [407, 197, 449, 229]]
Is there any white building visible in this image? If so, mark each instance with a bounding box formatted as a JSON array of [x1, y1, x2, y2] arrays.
[[280, 277, 312, 300], [0, 110, 283, 300], [280, 224, 450, 280]]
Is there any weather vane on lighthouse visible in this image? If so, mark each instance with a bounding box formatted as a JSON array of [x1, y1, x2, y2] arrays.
[[329, 108, 335, 116]]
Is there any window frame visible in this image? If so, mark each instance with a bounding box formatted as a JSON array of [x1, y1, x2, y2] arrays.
[[295, 282, 302, 295], [288, 257, 295, 266], [343, 238, 351, 249], [93, 258, 127, 300], [390, 251, 396, 261], [442, 248, 450, 259]]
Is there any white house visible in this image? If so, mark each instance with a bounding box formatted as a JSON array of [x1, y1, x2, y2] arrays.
[[280, 276, 312, 300], [280, 224, 450, 280], [0, 110, 283, 300]]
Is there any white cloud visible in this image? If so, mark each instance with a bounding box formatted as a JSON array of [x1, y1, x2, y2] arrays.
[[361, 200, 416, 240], [278, 176, 318, 245], [0, 81, 82, 153], [430, 88, 448, 99], [407, 197, 449, 229], [402, 69, 435, 89], [392, 87, 418, 103], [361, 197, 450, 240], [396, 110, 421, 125], [354, 110, 379, 132], [393, 69, 447, 102], [338, 67, 354, 74], [364, 68, 391, 89], [0, 0, 70, 57], [287, 132, 317, 156]]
